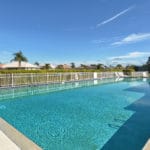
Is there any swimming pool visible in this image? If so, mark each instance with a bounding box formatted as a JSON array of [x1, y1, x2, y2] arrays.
[[0, 78, 150, 150]]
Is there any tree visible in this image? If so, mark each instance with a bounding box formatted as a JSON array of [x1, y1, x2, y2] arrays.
[[97, 64, 104, 70], [126, 65, 139, 71], [34, 62, 40, 66], [70, 62, 75, 69], [146, 57, 150, 65], [43, 64, 51, 70], [116, 64, 123, 70], [146, 57, 150, 72], [11, 51, 28, 67], [80, 64, 88, 69], [56, 65, 64, 69], [90, 64, 97, 69], [116, 64, 122, 68]]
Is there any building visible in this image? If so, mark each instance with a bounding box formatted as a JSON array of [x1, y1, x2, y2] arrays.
[[62, 64, 71, 69], [2, 61, 39, 70], [39, 64, 56, 70], [56, 64, 71, 69], [0, 64, 5, 70]]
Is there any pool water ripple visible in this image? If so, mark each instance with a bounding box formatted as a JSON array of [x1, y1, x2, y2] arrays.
[[0, 78, 148, 150]]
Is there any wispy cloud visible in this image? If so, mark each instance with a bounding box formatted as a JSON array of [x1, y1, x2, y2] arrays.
[[112, 33, 150, 45], [108, 51, 150, 65], [91, 40, 106, 44], [110, 52, 150, 60], [97, 5, 134, 27], [91, 36, 121, 45]]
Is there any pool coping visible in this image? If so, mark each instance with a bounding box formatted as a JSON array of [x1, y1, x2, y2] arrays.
[[143, 139, 150, 150], [0, 117, 42, 150]]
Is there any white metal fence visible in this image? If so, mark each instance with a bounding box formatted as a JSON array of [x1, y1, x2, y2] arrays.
[[131, 71, 148, 78], [0, 72, 148, 88]]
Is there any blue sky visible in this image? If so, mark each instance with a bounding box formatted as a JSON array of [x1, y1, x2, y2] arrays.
[[0, 0, 150, 66]]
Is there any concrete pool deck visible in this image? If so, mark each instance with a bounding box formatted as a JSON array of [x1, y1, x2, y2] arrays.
[[143, 139, 150, 150], [0, 130, 20, 150], [0, 117, 42, 150]]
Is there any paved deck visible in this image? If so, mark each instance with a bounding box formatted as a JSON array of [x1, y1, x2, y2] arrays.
[[0, 130, 20, 150], [143, 139, 150, 150], [0, 118, 42, 150]]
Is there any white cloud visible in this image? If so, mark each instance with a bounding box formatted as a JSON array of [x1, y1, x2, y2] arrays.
[[91, 40, 105, 44], [112, 33, 150, 45], [108, 52, 150, 65], [97, 6, 134, 27], [110, 52, 150, 60], [91, 36, 122, 45]]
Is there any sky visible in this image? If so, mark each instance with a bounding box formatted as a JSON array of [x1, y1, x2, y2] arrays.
[[0, 0, 150, 66]]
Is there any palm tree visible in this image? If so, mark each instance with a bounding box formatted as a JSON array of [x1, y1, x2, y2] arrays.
[[11, 51, 28, 67], [116, 64, 123, 69], [43, 64, 51, 70], [34, 62, 40, 66], [97, 63, 104, 69], [70, 62, 75, 69]]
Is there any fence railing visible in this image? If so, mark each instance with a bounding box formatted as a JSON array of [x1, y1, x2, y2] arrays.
[[131, 71, 148, 78], [0, 72, 148, 88]]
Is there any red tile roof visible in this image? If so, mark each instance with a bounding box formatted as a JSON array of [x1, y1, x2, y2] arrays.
[[0, 64, 4, 69]]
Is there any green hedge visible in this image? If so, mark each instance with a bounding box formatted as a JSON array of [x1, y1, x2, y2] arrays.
[[123, 69, 135, 75], [0, 68, 130, 74]]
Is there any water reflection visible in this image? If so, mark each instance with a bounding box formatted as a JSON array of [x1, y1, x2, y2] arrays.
[[0, 78, 146, 101], [101, 78, 150, 150], [0, 78, 122, 101]]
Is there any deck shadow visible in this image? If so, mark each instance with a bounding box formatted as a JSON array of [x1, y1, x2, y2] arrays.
[[101, 81, 150, 150]]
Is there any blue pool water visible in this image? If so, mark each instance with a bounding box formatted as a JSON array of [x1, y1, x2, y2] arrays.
[[0, 78, 150, 150]]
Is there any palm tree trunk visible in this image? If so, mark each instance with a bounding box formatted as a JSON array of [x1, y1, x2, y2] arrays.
[[19, 60, 21, 68]]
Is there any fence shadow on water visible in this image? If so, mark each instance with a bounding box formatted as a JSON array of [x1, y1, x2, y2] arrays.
[[0, 78, 119, 101], [101, 80, 150, 150]]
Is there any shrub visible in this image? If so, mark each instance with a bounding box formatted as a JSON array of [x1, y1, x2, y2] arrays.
[[123, 69, 135, 75]]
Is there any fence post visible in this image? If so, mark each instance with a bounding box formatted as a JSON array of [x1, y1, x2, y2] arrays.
[[60, 73, 61, 82], [31, 73, 33, 85], [71, 72, 72, 81], [94, 72, 97, 79], [47, 73, 48, 84], [11, 73, 14, 87], [75, 73, 78, 81]]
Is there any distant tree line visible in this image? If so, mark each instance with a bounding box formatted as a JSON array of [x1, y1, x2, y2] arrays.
[[69, 57, 150, 72], [1, 51, 150, 72]]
